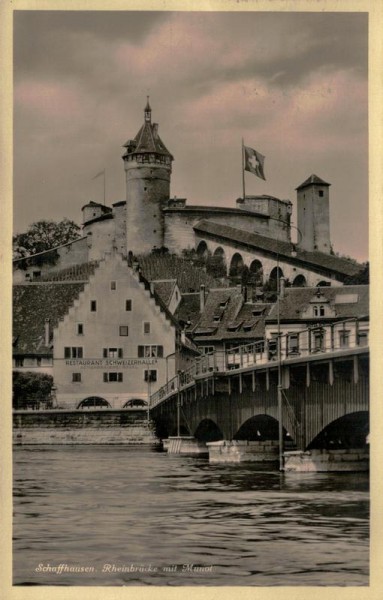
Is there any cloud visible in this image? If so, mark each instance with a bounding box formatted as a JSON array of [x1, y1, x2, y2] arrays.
[[12, 10, 368, 261]]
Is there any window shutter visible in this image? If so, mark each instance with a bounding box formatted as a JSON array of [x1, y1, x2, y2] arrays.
[[103, 373, 108, 383], [118, 373, 123, 382], [157, 345, 163, 357], [138, 346, 144, 358], [118, 348, 123, 358], [103, 348, 107, 358], [64, 347, 70, 359], [78, 347, 83, 358]]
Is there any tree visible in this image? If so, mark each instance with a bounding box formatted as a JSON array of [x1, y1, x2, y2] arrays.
[[13, 218, 81, 258], [343, 262, 369, 285], [13, 371, 53, 410]]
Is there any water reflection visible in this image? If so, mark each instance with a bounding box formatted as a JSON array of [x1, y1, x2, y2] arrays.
[[13, 446, 369, 586]]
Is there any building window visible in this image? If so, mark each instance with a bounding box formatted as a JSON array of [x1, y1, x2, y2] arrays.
[[339, 330, 350, 348], [126, 299, 132, 311], [312, 330, 324, 352], [119, 326, 129, 336], [111, 281, 116, 290], [103, 372, 123, 382], [287, 333, 299, 354], [15, 358, 24, 367], [72, 373, 82, 383], [36, 358, 41, 367], [144, 370, 157, 382], [103, 348, 123, 358], [358, 331, 368, 346], [318, 190, 324, 197], [90, 300, 97, 312], [64, 347, 83, 359], [138, 345, 163, 358], [143, 322, 151, 335], [77, 323, 84, 335], [198, 346, 215, 355], [313, 305, 325, 317]]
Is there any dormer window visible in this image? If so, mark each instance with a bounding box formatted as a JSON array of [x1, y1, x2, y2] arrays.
[[313, 305, 325, 317]]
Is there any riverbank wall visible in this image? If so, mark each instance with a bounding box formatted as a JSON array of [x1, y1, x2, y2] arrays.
[[13, 409, 159, 445]]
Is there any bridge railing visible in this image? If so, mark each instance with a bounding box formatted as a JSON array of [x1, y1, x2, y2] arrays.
[[226, 317, 368, 369], [150, 317, 368, 408]]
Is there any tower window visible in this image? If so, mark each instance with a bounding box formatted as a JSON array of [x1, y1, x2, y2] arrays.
[[318, 190, 324, 197]]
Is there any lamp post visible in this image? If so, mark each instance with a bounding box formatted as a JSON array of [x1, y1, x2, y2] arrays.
[[272, 218, 302, 472]]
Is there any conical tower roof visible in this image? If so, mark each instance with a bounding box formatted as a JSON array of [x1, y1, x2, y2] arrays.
[[123, 99, 173, 159]]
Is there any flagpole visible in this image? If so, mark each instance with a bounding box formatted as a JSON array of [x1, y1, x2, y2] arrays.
[[242, 138, 246, 201], [103, 169, 106, 205]]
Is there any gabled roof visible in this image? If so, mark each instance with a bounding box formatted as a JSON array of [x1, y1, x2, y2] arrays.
[[174, 293, 201, 330], [40, 261, 100, 282], [266, 285, 369, 323], [152, 279, 177, 307], [137, 254, 225, 293], [193, 220, 361, 279], [13, 283, 85, 355], [296, 174, 330, 190], [191, 287, 271, 342]]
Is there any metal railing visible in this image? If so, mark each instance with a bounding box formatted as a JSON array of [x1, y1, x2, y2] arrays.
[[150, 317, 368, 409]]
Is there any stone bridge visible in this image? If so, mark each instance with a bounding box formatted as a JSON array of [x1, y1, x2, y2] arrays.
[[150, 320, 369, 455]]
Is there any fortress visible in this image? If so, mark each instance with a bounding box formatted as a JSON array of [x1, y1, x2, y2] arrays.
[[14, 99, 360, 287]]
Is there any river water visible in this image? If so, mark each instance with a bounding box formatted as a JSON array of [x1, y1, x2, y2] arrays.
[[13, 446, 369, 586]]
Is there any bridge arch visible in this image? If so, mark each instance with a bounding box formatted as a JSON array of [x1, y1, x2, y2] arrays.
[[77, 397, 111, 409], [229, 252, 244, 278], [292, 274, 307, 287], [194, 419, 224, 443], [233, 414, 293, 443], [307, 411, 369, 450]]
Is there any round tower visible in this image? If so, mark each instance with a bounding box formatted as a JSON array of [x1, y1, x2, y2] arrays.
[[122, 99, 173, 254], [296, 174, 331, 254]]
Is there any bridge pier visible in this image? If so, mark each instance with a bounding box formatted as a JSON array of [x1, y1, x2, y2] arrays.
[[207, 440, 279, 464], [283, 448, 369, 472], [164, 436, 208, 456]]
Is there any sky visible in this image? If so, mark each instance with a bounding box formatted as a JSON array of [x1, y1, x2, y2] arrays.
[[13, 10, 369, 261]]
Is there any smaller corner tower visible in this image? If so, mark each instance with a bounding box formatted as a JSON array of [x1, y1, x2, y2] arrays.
[[296, 174, 331, 254], [122, 98, 174, 255]]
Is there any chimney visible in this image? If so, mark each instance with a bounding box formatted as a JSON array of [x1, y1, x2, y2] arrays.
[[200, 284, 206, 312], [150, 282, 155, 295], [44, 318, 50, 346], [279, 277, 286, 299], [181, 329, 186, 345]]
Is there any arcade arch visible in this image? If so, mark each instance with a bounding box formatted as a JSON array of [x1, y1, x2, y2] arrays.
[[292, 274, 307, 287], [229, 252, 244, 278], [77, 397, 111, 409]]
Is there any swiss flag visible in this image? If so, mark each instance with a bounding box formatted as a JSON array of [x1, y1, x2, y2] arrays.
[[244, 146, 266, 180]]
